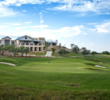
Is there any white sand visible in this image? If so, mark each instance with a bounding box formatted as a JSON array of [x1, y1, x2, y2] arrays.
[[95, 65, 106, 68], [0, 62, 15, 66]]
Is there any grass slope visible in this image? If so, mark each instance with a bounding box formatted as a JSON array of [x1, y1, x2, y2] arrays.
[[28, 52, 46, 56], [0, 56, 110, 100]]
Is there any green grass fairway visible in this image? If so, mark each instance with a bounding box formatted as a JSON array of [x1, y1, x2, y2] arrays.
[[0, 56, 110, 100]]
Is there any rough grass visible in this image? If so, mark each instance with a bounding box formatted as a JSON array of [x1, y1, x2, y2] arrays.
[[0, 56, 110, 99], [28, 52, 46, 56]]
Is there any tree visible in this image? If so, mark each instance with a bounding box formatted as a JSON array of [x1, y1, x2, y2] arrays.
[[91, 51, 97, 55], [0, 45, 4, 55], [59, 43, 61, 50], [6, 45, 15, 56], [102, 51, 109, 55], [56, 40, 58, 45], [24, 47, 29, 56], [72, 45, 79, 54], [13, 47, 20, 57], [44, 41, 49, 50], [19, 46, 25, 57], [70, 44, 74, 49], [81, 47, 91, 56], [51, 48, 56, 55], [58, 49, 69, 56]]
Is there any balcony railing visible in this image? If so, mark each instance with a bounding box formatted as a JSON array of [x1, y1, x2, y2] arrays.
[[19, 43, 42, 46]]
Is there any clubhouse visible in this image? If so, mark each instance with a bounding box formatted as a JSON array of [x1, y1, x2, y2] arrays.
[[0, 35, 57, 52]]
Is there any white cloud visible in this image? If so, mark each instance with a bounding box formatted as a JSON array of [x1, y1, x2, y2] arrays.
[[0, 0, 110, 15], [22, 10, 26, 12], [90, 43, 93, 45], [25, 22, 32, 24], [29, 25, 48, 29], [15, 25, 48, 30], [48, 2, 97, 12], [47, 0, 110, 14], [5, 23, 21, 25], [6, 25, 85, 38], [0, 5, 15, 17], [40, 20, 44, 24], [39, 12, 44, 24], [50, 26, 82, 37], [15, 27, 27, 30], [95, 21, 110, 33], [0, 25, 9, 28], [88, 23, 97, 25]]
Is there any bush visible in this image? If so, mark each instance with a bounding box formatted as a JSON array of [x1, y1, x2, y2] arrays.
[[58, 49, 69, 56], [51, 48, 56, 55], [102, 51, 109, 55], [91, 51, 97, 55]]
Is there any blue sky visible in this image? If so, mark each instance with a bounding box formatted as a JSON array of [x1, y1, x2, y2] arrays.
[[0, 0, 110, 52]]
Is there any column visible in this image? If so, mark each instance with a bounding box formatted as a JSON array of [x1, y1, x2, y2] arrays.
[[37, 47, 39, 52]]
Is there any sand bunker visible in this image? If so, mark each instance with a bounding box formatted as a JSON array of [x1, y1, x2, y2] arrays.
[[95, 65, 106, 68], [0, 62, 15, 66]]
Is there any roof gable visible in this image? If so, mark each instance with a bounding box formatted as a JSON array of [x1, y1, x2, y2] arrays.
[[1, 36, 11, 39], [16, 35, 34, 41]]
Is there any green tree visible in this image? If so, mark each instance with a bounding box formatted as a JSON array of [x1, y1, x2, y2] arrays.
[[72, 45, 79, 54], [19, 46, 25, 57], [102, 51, 109, 55], [44, 41, 49, 50], [0, 45, 5, 56], [81, 47, 90, 56], [91, 51, 97, 55], [0, 45, 4, 55], [70, 44, 74, 49], [56, 40, 58, 45], [6, 45, 15, 56], [24, 47, 29, 56], [13, 47, 20, 57], [58, 49, 69, 56], [51, 48, 56, 55], [59, 43, 61, 50]]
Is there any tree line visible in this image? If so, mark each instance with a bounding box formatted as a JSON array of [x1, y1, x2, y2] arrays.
[[58, 43, 91, 56], [0, 45, 29, 57]]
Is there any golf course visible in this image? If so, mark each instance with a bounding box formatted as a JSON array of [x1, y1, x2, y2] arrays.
[[0, 55, 110, 100]]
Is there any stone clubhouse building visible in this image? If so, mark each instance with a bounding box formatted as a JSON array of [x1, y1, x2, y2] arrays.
[[0, 35, 57, 52]]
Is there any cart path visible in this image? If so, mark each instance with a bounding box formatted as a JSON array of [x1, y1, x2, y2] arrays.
[[45, 51, 52, 57]]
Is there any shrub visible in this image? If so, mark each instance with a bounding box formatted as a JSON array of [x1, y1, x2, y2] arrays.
[[58, 49, 69, 56]]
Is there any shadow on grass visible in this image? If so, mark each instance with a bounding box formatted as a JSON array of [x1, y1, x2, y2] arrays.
[[85, 68, 102, 71], [85, 58, 102, 62], [85, 63, 96, 66]]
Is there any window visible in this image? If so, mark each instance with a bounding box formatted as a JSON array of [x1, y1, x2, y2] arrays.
[[11, 41, 14, 45], [25, 37, 27, 39], [5, 40, 10, 45]]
